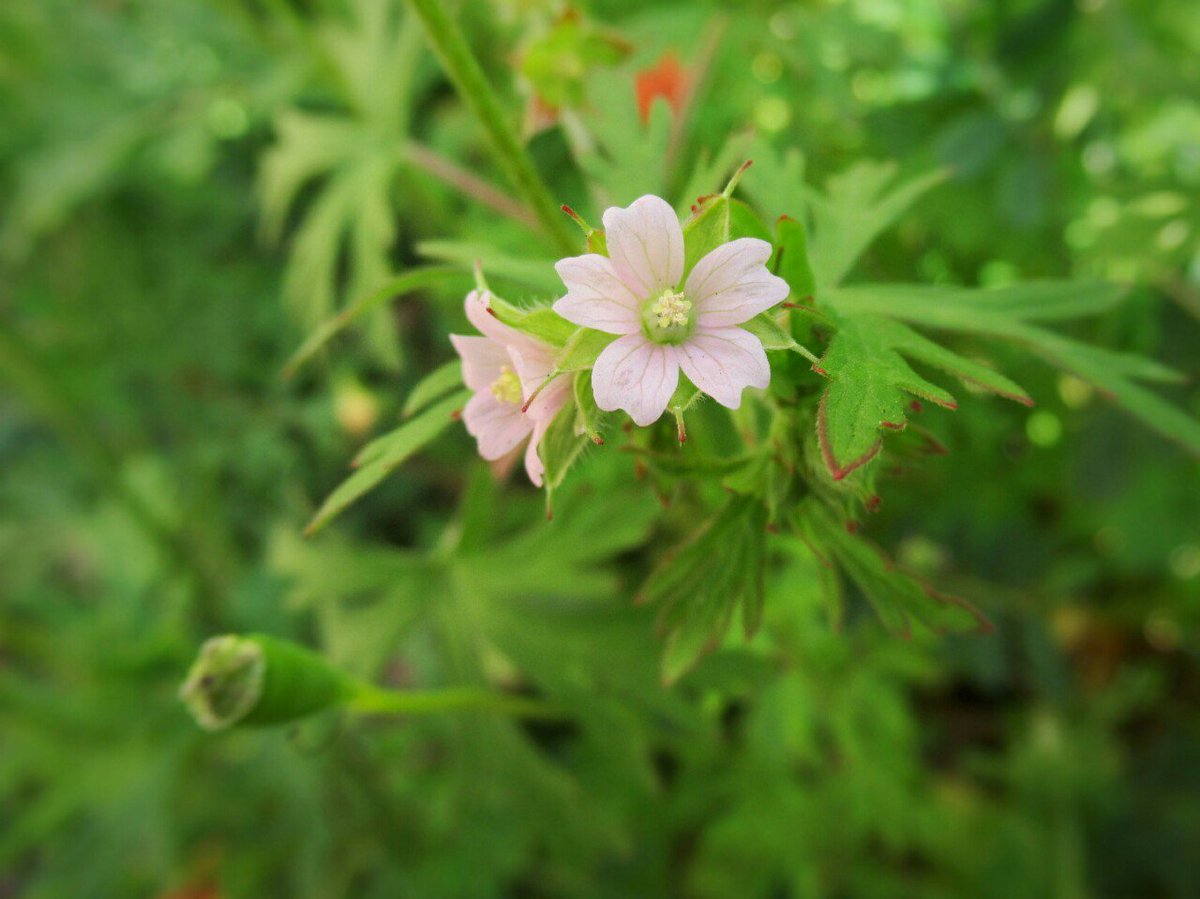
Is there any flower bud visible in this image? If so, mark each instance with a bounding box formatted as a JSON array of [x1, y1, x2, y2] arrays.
[[181, 634, 355, 731]]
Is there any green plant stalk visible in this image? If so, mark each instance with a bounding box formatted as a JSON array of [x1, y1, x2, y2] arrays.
[[405, 0, 577, 254], [347, 683, 563, 719]]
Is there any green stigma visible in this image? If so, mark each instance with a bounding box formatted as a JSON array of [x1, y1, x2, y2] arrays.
[[641, 288, 695, 345], [490, 366, 523, 405]]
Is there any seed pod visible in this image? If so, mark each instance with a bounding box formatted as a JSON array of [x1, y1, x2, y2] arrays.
[[181, 634, 355, 731]]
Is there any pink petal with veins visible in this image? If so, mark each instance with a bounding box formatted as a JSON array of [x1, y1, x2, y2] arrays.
[[553, 254, 643, 334], [686, 238, 789, 327], [676, 326, 770, 410], [450, 334, 510, 392], [462, 390, 533, 460], [602, 195, 684, 299], [591, 333, 679, 427]]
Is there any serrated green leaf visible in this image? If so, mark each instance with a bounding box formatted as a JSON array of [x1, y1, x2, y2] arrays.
[[816, 314, 1031, 480], [307, 390, 470, 535], [402, 359, 463, 418], [641, 497, 768, 683], [806, 162, 947, 288], [798, 502, 990, 636], [827, 282, 1200, 456]]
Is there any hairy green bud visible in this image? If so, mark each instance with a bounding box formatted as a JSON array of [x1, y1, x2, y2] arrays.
[[181, 634, 354, 731]]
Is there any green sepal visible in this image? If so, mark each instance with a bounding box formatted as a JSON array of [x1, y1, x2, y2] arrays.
[[573, 369, 609, 444], [538, 393, 591, 497], [774, 215, 817, 302], [683, 195, 771, 276], [742, 312, 798, 351], [555, 326, 617, 371], [489, 296, 576, 346]]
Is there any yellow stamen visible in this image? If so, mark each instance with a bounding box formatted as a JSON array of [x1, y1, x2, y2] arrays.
[[650, 289, 691, 329], [490, 366, 523, 405]]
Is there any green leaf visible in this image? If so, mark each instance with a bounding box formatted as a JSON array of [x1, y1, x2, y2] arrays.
[[806, 162, 947, 288], [402, 359, 463, 418], [640, 497, 769, 684], [827, 282, 1200, 457], [773, 215, 817, 301], [826, 281, 1128, 327], [797, 502, 990, 637], [283, 266, 465, 379], [577, 67, 673, 200], [417, 239, 563, 294], [816, 314, 1031, 480], [307, 389, 470, 535]]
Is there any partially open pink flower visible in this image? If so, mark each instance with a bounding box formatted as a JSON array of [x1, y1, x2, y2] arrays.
[[450, 290, 570, 486], [552, 195, 789, 426]]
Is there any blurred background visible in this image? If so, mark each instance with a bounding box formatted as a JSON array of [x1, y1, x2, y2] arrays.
[[2, 0, 1198, 896]]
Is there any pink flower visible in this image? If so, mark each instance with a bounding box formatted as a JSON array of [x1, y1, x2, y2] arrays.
[[552, 195, 789, 426], [450, 290, 571, 486]]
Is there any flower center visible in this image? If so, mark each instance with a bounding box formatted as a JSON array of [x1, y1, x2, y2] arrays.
[[490, 366, 523, 405], [641, 288, 694, 344]]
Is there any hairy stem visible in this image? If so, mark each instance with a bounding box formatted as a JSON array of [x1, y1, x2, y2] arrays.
[[405, 0, 576, 254]]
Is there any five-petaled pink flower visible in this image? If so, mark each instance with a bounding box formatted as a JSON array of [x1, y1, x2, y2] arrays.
[[450, 290, 570, 486], [552, 195, 789, 426]]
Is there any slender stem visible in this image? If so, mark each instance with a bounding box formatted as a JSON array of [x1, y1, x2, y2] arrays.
[[404, 141, 541, 231], [347, 683, 563, 720], [405, 0, 576, 255]]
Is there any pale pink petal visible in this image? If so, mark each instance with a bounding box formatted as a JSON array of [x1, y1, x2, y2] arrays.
[[685, 238, 789, 327], [463, 390, 533, 460], [511, 345, 573, 424], [602, 195, 684, 299], [591, 333, 679, 427], [464, 289, 546, 356], [507, 344, 556, 395], [553, 254, 642, 334], [676, 326, 770, 410], [523, 421, 546, 487], [450, 334, 510, 391], [521, 377, 572, 486]]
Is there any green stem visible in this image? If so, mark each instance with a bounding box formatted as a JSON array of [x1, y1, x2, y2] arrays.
[[347, 683, 562, 720], [405, 0, 576, 255]]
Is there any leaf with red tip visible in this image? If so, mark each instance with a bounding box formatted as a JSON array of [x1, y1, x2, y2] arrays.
[[816, 314, 1031, 480], [797, 501, 991, 637]]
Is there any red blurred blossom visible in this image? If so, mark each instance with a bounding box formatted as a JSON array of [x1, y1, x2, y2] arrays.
[[635, 50, 687, 124]]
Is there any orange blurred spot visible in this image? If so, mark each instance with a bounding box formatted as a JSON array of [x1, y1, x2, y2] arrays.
[[635, 51, 687, 124]]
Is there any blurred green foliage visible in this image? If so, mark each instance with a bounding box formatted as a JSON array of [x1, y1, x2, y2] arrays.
[[2, 0, 1198, 897]]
